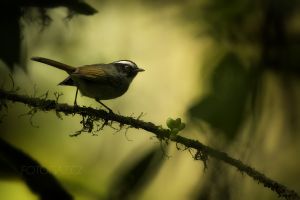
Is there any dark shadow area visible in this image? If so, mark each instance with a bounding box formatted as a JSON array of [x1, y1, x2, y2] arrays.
[[0, 138, 72, 200], [0, 0, 97, 71]]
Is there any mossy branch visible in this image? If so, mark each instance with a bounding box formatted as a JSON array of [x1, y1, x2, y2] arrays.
[[0, 89, 299, 200]]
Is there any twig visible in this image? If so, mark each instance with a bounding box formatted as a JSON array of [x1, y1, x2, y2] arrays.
[[0, 89, 299, 200]]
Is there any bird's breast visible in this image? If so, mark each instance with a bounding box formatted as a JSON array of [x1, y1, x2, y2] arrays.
[[73, 78, 129, 100]]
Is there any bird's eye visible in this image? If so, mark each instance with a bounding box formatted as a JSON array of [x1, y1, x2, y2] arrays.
[[123, 65, 132, 72], [122, 65, 136, 77]]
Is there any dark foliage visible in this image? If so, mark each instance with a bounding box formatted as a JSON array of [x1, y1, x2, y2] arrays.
[[0, 0, 97, 71], [0, 138, 72, 200], [107, 148, 163, 200]]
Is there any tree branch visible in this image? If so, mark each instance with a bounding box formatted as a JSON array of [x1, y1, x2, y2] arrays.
[[0, 89, 299, 200]]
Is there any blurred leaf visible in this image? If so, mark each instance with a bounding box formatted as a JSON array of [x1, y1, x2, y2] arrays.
[[107, 148, 163, 200], [189, 53, 253, 139], [0, 156, 19, 179], [20, 0, 98, 16], [0, 4, 21, 70], [0, 0, 97, 71], [285, 43, 300, 74], [0, 137, 72, 200]]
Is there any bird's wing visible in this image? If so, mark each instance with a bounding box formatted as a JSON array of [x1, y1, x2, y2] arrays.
[[71, 65, 120, 86], [73, 65, 108, 79]]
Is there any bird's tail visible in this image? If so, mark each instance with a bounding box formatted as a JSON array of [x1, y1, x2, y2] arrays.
[[31, 57, 76, 73]]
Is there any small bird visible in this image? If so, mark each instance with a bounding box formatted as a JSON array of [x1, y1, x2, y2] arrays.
[[31, 57, 145, 112]]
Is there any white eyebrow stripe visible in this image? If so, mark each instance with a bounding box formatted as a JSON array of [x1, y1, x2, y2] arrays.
[[114, 60, 136, 67]]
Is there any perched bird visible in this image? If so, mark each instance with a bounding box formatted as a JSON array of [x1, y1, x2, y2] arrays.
[[31, 57, 145, 112]]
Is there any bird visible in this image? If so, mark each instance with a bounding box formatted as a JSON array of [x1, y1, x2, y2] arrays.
[[31, 57, 145, 112]]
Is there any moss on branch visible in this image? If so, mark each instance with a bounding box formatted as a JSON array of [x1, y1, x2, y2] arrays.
[[0, 89, 299, 200]]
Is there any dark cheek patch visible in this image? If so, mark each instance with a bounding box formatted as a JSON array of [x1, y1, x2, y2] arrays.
[[115, 63, 138, 77], [127, 70, 138, 78]]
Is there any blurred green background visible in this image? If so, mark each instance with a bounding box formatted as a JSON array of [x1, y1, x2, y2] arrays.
[[0, 0, 299, 200]]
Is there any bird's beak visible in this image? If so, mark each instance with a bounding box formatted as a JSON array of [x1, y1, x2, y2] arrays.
[[136, 68, 145, 72]]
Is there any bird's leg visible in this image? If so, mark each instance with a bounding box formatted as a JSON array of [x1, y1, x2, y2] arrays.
[[74, 88, 79, 106], [95, 99, 113, 113]]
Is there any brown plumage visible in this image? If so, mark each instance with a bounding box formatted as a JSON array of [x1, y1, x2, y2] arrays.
[[31, 56, 144, 112]]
